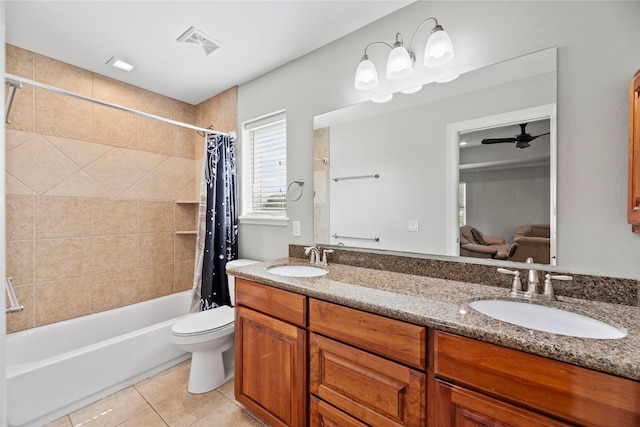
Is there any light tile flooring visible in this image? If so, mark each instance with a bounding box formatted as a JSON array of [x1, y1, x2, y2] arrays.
[[44, 360, 267, 427]]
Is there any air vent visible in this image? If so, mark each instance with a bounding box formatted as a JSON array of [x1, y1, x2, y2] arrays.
[[177, 26, 222, 56]]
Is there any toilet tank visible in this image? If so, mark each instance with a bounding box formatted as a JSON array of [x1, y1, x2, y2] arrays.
[[226, 259, 259, 306]]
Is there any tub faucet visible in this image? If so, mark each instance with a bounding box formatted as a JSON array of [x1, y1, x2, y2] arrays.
[[304, 246, 320, 264]]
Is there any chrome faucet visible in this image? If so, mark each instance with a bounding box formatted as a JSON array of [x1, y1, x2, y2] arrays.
[[304, 246, 320, 265], [320, 249, 334, 267], [525, 257, 539, 298]]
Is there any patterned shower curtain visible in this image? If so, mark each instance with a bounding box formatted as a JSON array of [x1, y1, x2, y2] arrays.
[[190, 132, 238, 312]]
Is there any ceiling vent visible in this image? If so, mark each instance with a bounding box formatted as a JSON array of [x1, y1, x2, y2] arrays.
[[176, 26, 222, 56]]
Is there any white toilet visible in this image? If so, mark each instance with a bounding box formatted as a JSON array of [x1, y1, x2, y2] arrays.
[[171, 259, 258, 394]]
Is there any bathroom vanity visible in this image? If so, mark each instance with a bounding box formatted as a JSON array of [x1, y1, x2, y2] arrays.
[[232, 259, 640, 427]]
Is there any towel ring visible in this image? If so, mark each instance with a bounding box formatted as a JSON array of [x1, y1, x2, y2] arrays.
[[287, 179, 304, 201]]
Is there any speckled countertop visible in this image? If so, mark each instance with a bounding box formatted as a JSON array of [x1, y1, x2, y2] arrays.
[[229, 257, 640, 382]]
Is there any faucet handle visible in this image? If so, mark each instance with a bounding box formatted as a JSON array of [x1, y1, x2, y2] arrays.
[[543, 274, 573, 300], [498, 268, 522, 295], [304, 246, 318, 264], [321, 249, 334, 266]]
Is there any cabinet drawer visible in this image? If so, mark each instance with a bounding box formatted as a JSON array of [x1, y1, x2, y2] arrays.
[[310, 396, 368, 427], [309, 298, 426, 369], [310, 333, 426, 427], [435, 379, 571, 427], [434, 331, 640, 427], [235, 278, 307, 327]]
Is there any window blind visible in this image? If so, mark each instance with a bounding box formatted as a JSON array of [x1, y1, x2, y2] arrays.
[[245, 112, 287, 216]]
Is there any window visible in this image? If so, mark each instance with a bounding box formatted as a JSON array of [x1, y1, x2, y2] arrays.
[[241, 111, 287, 223]]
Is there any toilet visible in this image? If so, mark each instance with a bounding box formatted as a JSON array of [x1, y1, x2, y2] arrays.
[[171, 259, 258, 394]]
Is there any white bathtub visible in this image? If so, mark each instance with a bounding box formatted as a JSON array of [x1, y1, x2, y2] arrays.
[[6, 291, 192, 427]]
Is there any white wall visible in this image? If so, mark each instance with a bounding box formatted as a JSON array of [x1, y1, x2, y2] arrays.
[[237, 1, 640, 280]]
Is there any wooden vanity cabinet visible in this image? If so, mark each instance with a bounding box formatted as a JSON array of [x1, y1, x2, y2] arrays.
[[234, 279, 308, 427], [629, 69, 640, 232], [309, 299, 427, 427], [434, 331, 640, 427]]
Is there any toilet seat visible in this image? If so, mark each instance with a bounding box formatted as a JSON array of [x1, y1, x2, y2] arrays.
[[172, 305, 234, 337]]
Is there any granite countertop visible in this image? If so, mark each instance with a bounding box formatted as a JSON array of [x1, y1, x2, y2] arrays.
[[229, 257, 640, 381]]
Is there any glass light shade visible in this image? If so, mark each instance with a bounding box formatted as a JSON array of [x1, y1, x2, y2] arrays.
[[354, 58, 379, 90], [401, 85, 423, 94], [424, 28, 454, 68], [435, 74, 460, 83], [371, 93, 393, 103], [386, 46, 413, 80]]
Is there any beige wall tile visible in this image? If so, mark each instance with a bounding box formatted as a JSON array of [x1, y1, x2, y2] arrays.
[[6, 173, 36, 195], [174, 260, 195, 293], [5, 284, 35, 333], [139, 200, 173, 233], [35, 90, 93, 141], [138, 264, 174, 301], [35, 54, 93, 95], [92, 74, 139, 109], [195, 86, 238, 134], [92, 199, 138, 235], [45, 171, 112, 198], [92, 270, 138, 313], [6, 44, 34, 79], [35, 237, 94, 282], [174, 234, 196, 263], [83, 148, 165, 197], [174, 202, 197, 232], [92, 234, 138, 274], [6, 240, 35, 286], [138, 233, 174, 267], [6, 194, 35, 240], [144, 157, 195, 200], [47, 135, 112, 167], [92, 104, 137, 149], [5, 129, 38, 151], [35, 276, 93, 326], [175, 180, 197, 201], [36, 196, 94, 239], [7, 135, 80, 195], [6, 84, 35, 132], [138, 117, 174, 156], [175, 101, 196, 160]]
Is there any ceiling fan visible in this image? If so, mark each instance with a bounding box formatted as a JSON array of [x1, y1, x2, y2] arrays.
[[481, 123, 550, 149]]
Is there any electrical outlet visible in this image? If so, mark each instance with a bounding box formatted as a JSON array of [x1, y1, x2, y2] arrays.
[[408, 220, 419, 232], [292, 220, 301, 236]]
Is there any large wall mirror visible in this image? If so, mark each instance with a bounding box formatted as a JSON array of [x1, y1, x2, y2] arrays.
[[313, 47, 557, 265]]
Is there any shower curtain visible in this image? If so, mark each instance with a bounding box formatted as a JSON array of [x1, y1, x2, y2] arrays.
[[190, 132, 238, 312]]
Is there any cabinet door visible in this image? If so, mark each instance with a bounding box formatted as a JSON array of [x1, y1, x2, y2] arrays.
[[629, 69, 640, 231], [435, 380, 571, 427], [310, 333, 426, 427], [235, 305, 307, 427]]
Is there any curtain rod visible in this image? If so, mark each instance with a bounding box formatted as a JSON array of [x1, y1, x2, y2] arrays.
[[5, 73, 230, 137]]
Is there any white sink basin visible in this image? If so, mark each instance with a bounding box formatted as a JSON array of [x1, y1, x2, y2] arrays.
[[267, 265, 328, 278], [469, 299, 626, 339]]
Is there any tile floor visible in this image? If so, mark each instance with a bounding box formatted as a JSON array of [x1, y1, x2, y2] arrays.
[[43, 360, 267, 427]]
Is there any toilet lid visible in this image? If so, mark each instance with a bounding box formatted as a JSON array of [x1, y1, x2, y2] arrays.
[[172, 305, 234, 335]]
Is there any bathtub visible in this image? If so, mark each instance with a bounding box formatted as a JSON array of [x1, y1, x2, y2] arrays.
[[6, 291, 193, 427]]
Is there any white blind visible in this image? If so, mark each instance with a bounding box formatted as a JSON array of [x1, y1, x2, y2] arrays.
[[245, 112, 287, 216]]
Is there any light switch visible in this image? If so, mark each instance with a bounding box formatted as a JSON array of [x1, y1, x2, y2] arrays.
[[408, 220, 419, 232], [293, 221, 301, 236]]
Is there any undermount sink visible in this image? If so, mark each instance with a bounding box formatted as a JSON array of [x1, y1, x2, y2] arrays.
[[267, 265, 328, 278], [469, 299, 627, 339]]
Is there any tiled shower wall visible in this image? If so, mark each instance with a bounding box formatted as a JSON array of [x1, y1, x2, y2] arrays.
[[5, 45, 237, 333]]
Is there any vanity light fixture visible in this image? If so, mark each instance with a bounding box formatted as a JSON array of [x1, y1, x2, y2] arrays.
[[354, 17, 454, 91], [106, 57, 134, 72], [371, 93, 393, 103]]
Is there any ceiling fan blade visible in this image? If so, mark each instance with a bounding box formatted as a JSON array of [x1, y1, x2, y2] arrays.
[[530, 132, 551, 140], [481, 138, 516, 144]]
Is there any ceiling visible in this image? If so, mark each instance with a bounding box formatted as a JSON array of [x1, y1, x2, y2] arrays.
[[5, 1, 413, 105]]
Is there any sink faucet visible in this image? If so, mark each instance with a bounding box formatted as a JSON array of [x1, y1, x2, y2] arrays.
[[304, 246, 320, 265], [542, 274, 573, 300], [525, 257, 539, 298]]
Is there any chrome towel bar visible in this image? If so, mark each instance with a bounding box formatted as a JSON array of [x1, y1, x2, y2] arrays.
[[332, 174, 379, 182], [332, 234, 379, 242], [5, 277, 24, 314]]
